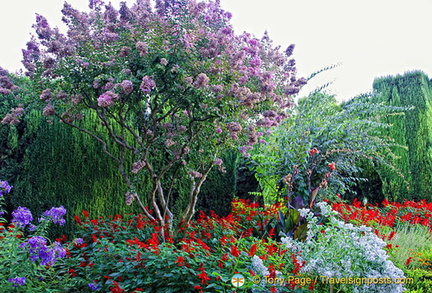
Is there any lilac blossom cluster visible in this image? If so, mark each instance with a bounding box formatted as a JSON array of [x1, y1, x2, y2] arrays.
[[21, 0, 304, 137], [19, 236, 66, 266], [0, 67, 19, 95], [97, 91, 118, 107]]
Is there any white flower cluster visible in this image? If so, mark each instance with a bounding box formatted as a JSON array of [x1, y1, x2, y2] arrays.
[[281, 202, 406, 293]]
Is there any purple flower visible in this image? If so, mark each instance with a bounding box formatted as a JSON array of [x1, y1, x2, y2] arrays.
[[97, 91, 118, 107], [160, 58, 168, 66], [285, 44, 295, 57], [0, 180, 12, 196], [119, 46, 131, 57], [73, 238, 84, 245], [12, 207, 33, 228], [250, 58, 262, 67], [189, 171, 202, 178], [213, 158, 223, 166], [140, 76, 155, 94], [193, 73, 209, 88], [39, 206, 66, 226], [226, 122, 242, 133], [184, 76, 193, 84], [88, 282, 100, 290], [120, 80, 133, 95], [8, 277, 26, 287], [40, 89, 52, 101], [136, 41, 148, 56], [131, 161, 146, 174], [42, 103, 55, 116], [20, 236, 66, 266]]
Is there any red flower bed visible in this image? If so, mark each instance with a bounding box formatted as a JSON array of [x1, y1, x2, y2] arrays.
[[331, 198, 432, 230]]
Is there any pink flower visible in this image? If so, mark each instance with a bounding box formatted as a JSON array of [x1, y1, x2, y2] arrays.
[[189, 171, 202, 178], [140, 76, 155, 94], [97, 91, 118, 107], [42, 103, 55, 116], [120, 80, 133, 95], [164, 139, 176, 148], [160, 58, 168, 66], [213, 158, 223, 166], [193, 73, 209, 88], [136, 41, 148, 56]]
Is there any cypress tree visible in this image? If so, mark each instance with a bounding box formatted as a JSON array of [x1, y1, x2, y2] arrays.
[[3, 110, 144, 238], [372, 71, 432, 201]]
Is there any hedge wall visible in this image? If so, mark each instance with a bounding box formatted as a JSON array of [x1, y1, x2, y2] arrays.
[[372, 71, 432, 201]]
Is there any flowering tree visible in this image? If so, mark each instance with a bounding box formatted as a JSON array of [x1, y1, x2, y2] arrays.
[[2, 0, 305, 239]]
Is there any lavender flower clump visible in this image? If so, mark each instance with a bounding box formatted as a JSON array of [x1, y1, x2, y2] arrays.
[[11, 207, 33, 227], [20, 236, 66, 266], [39, 206, 66, 225], [8, 277, 26, 287], [0, 180, 12, 196], [88, 282, 100, 290], [97, 91, 118, 107]]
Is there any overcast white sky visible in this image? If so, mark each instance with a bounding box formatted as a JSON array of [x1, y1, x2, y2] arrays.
[[1, 0, 432, 100]]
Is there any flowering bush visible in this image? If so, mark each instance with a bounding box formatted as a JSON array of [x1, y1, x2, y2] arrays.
[[3, 0, 306, 238], [0, 180, 68, 292], [282, 202, 406, 293]]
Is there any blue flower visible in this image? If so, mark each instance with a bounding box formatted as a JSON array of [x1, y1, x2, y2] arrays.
[[20, 236, 66, 266], [11, 207, 33, 227], [8, 277, 26, 287], [39, 206, 67, 225], [88, 282, 100, 290], [0, 180, 12, 196]]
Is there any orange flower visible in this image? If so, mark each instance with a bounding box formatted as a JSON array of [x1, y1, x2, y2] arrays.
[[328, 162, 336, 170], [308, 148, 320, 156]]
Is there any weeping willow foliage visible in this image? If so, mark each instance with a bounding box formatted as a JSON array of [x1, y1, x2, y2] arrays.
[[372, 71, 432, 201]]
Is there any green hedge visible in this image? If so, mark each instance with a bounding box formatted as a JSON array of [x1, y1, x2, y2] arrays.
[[372, 71, 432, 201]]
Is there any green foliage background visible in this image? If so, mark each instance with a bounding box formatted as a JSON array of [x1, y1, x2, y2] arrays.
[[372, 71, 432, 202]]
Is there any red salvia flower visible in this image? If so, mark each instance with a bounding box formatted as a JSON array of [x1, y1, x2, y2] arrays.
[[175, 256, 186, 266], [230, 245, 241, 257], [74, 215, 82, 225], [197, 271, 211, 284], [248, 243, 258, 256]]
